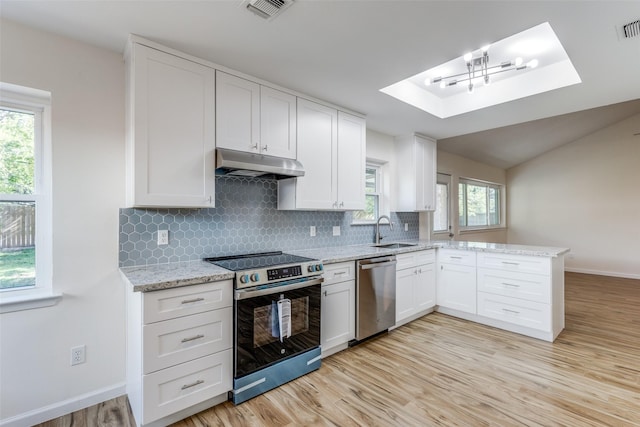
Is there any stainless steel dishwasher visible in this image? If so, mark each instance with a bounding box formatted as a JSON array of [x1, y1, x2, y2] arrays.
[[355, 255, 397, 342]]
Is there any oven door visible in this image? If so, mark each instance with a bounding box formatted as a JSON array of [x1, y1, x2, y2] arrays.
[[234, 278, 322, 378]]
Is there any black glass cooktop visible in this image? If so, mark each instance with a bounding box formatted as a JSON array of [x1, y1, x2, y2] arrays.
[[204, 251, 315, 272]]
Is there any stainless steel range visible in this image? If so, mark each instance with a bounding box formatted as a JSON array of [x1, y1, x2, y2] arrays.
[[204, 251, 324, 404]]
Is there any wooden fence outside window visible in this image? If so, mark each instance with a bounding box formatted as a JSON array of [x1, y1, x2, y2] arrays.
[[0, 202, 35, 249]]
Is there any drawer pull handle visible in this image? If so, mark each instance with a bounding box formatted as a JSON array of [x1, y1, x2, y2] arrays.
[[502, 308, 520, 314], [181, 379, 204, 390], [181, 297, 205, 304], [181, 334, 205, 343], [501, 261, 520, 266], [502, 282, 520, 287], [450, 256, 463, 259], [332, 271, 347, 276]]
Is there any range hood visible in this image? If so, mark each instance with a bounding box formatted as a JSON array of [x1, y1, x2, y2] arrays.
[[215, 148, 305, 179]]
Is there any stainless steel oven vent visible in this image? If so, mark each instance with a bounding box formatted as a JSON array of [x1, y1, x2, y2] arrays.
[[623, 19, 640, 38], [243, 0, 294, 21]]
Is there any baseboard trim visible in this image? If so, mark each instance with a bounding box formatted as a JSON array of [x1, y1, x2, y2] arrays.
[[0, 382, 126, 427], [565, 267, 640, 280]]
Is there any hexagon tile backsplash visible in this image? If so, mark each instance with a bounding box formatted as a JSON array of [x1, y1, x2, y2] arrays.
[[119, 176, 419, 266]]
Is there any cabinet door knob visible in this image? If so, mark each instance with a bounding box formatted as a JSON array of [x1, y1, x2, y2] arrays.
[[251, 143, 258, 150], [262, 145, 268, 151]]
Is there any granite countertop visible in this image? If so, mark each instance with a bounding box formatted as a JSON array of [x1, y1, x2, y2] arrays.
[[120, 260, 234, 292], [120, 240, 570, 292], [432, 240, 570, 257]]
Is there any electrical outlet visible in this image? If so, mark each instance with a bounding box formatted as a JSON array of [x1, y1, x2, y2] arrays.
[[157, 229, 169, 246], [404, 223, 408, 231], [332, 226, 341, 236], [310, 226, 316, 237], [71, 345, 86, 366]]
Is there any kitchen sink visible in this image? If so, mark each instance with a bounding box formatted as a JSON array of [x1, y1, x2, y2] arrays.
[[372, 242, 417, 249]]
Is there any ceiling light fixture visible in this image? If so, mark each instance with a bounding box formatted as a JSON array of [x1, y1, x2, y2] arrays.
[[425, 45, 538, 94]]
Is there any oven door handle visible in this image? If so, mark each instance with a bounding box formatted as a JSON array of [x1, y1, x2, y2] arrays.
[[235, 277, 324, 300]]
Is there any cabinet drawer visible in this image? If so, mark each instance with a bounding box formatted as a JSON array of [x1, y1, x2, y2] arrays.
[[478, 292, 550, 332], [322, 261, 355, 285], [142, 349, 232, 424], [143, 280, 232, 324], [143, 307, 232, 374], [477, 268, 550, 304], [477, 252, 550, 276], [396, 250, 435, 270], [437, 249, 476, 267]]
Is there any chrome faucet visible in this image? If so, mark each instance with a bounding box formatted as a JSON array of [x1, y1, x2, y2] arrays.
[[375, 215, 394, 244]]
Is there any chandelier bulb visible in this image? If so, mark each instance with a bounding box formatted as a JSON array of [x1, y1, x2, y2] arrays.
[[463, 52, 473, 62], [439, 80, 446, 89], [515, 57, 524, 67], [467, 82, 474, 94], [527, 59, 539, 69]]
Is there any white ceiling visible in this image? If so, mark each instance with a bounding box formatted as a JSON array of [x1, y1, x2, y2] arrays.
[[2, 0, 640, 169]]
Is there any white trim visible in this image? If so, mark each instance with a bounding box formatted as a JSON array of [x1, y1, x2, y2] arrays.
[[0, 83, 53, 297], [0, 292, 62, 314], [0, 383, 126, 427], [565, 267, 640, 280]]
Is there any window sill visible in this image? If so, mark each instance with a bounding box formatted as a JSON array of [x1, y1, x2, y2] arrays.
[[0, 292, 63, 314], [459, 227, 506, 234], [351, 220, 376, 226]]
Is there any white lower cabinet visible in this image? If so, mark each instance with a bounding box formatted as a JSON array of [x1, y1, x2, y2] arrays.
[[437, 250, 477, 315], [477, 293, 551, 332], [435, 249, 565, 342], [395, 250, 436, 326], [127, 281, 233, 426], [142, 350, 232, 423], [321, 261, 355, 356], [475, 252, 565, 341]]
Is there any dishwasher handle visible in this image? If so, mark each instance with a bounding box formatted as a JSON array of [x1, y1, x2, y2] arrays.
[[358, 256, 397, 270]]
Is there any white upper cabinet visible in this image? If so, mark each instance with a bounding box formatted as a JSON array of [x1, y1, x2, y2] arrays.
[[395, 134, 437, 211], [215, 71, 260, 153], [126, 43, 215, 208], [216, 71, 296, 159], [278, 99, 365, 210], [260, 86, 297, 159]]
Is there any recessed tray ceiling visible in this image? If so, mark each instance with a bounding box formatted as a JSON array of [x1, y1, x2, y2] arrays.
[[380, 22, 582, 118]]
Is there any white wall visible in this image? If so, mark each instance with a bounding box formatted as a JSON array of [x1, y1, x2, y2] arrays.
[[507, 113, 640, 279], [435, 150, 508, 243], [0, 20, 126, 424], [366, 129, 396, 218]]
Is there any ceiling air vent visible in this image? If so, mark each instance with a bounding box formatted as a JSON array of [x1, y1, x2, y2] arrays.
[[622, 19, 640, 38], [243, 0, 294, 21]]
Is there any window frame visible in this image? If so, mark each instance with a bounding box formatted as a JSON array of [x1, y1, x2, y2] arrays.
[[433, 173, 451, 234], [458, 177, 504, 232], [0, 82, 58, 313], [351, 161, 385, 225]]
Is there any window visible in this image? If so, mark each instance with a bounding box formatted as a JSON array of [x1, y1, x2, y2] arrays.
[[458, 178, 502, 229], [352, 163, 382, 223], [0, 83, 55, 311], [433, 173, 450, 233]]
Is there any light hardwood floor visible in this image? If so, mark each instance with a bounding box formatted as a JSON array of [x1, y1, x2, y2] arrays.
[[37, 272, 640, 426]]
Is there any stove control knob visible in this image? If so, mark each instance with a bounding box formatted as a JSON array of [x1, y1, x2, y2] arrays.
[[307, 265, 316, 272], [239, 274, 250, 284], [315, 264, 323, 272], [250, 273, 260, 282]]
